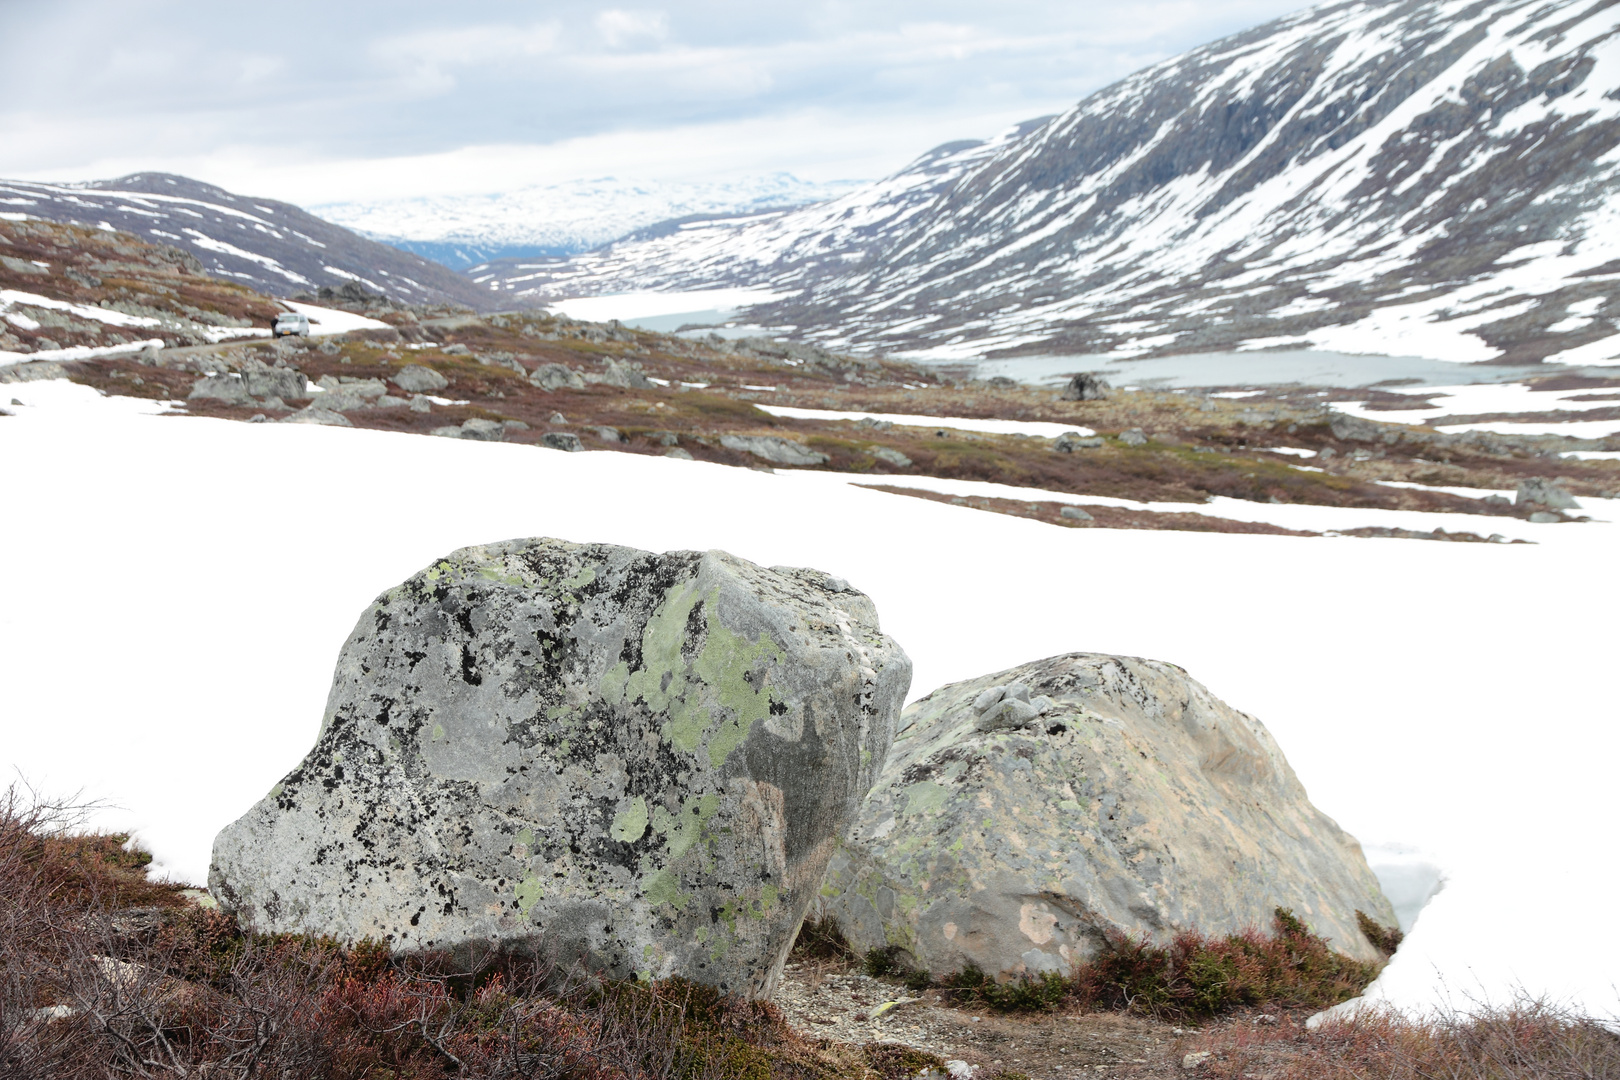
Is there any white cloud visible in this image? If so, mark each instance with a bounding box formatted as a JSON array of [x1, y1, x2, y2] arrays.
[[595, 9, 670, 48]]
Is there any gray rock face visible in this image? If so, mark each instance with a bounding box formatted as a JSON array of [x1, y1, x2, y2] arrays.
[[279, 407, 353, 427], [531, 364, 587, 391], [720, 435, 830, 467], [1060, 373, 1111, 401], [542, 432, 584, 452], [188, 375, 252, 405], [393, 364, 450, 393], [813, 653, 1393, 982], [1515, 477, 1578, 510], [1054, 433, 1103, 452], [209, 539, 911, 998]]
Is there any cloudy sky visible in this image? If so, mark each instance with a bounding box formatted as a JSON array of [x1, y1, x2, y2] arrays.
[[2, 0, 1309, 205]]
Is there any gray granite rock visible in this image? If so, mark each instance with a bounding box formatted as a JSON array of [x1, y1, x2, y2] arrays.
[[531, 364, 587, 391], [393, 365, 450, 393], [1515, 477, 1578, 510], [720, 435, 830, 467], [813, 653, 1394, 981], [210, 539, 910, 998], [542, 432, 583, 452]]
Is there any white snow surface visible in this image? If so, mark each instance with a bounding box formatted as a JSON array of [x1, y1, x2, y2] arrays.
[[2, 381, 1617, 1019], [310, 174, 864, 262], [754, 404, 1095, 439], [547, 289, 789, 324]]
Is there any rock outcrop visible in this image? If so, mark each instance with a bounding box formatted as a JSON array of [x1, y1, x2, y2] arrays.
[[813, 653, 1394, 981], [210, 539, 910, 998]]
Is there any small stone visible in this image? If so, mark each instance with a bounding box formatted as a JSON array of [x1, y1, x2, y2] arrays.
[[531, 364, 586, 391], [1118, 427, 1148, 447], [1317, 446, 1335, 460], [393, 364, 449, 393], [458, 418, 506, 441], [665, 447, 694, 460], [1528, 511, 1561, 523], [375, 395, 409, 408], [1182, 1051, 1212, 1069], [248, 413, 267, 423], [1059, 372, 1110, 401], [441, 343, 470, 355], [1054, 432, 1103, 452], [548, 412, 567, 424], [597, 425, 625, 443], [1515, 477, 1578, 510], [871, 446, 912, 467], [409, 395, 431, 413], [279, 407, 353, 427], [1060, 506, 1093, 521], [541, 431, 584, 452], [503, 420, 531, 432]]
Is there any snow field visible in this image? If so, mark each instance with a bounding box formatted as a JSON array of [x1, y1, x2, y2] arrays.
[[281, 301, 391, 337], [1332, 381, 1620, 438], [1, 382, 1616, 1019]]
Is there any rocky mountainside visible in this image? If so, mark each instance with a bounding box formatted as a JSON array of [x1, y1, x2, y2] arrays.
[[481, 0, 1620, 367], [0, 174, 495, 310]]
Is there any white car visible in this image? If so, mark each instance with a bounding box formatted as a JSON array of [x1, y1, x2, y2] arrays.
[[273, 311, 311, 337]]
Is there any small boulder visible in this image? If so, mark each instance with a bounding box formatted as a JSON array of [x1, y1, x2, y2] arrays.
[[1054, 432, 1103, 452], [209, 539, 910, 998], [1118, 427, 1148, 447], [812, 653, 1394, 981], [1059, 505, 1093, 521], [871, 447, 913, 468], [187, 375, 251, 405], [542, 431, 584, 452], [1060, 373, 1111, 401], [597, 425, 625, 443], [1515, 477, 1578, 510], [242, 364, 310, 401], [279, 407, 353, 427], [531, 364, 586, 391], [393, 364, 450, 393], [720, 435, 830, 467]]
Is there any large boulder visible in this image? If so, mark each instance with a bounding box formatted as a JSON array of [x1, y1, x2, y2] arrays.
[[210, 539, 910, 998], [813, 654, 1394, 980]]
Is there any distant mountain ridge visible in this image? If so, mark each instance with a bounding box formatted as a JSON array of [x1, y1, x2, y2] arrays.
[[309, 173, 866, 271], [473, 0, 1620, 366], [0, 174, 495, 310]]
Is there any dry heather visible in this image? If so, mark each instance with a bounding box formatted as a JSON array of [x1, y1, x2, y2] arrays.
[[4, 788, 1615, 1080]]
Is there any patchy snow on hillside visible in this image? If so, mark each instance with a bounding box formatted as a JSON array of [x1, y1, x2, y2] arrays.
[[2, 379, 1616, 1020]]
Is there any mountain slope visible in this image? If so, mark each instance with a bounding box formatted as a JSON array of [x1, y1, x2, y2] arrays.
[[0, 174, 496, 310], [309, 174, 866, 270], [480, 0, 1620, 366]]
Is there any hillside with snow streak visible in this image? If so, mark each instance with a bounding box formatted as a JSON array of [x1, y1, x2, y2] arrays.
[[485, 0, 1620, 366]]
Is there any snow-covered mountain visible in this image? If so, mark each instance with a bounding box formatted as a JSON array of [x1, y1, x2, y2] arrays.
[[478, 0, 1620, 366], [309, 174, 865, 270], [0, 174, 495, 310]]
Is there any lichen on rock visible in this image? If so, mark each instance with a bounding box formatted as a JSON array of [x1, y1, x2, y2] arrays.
[[812, 653, 1396, 981], [209, 538, 910, 998]]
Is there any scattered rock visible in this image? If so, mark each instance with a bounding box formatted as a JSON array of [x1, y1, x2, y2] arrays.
[[1054, 432, 1103, 452], [187, 374, 252, 405], [209, 538, 911, 997], [409, 395, 432, 413], [279, 407, 353, 427], [597, 425, 625, 443], [1515, 476, 1578, 509], [1182, 1051, 1213, 1069], [441, 343, 471, 355], [1059, 505, 1093, 521], [541, 431, 584, 452], [665, 447, 694, 460], [871, 446, 913, 467], [1118, 427, 1148, 447], [548, 412, 567, 424], [433, 418, 506, 441], [813, 653, 1394, 982], [1528, 511, 1563, 523], [503, 419, 531, 432], [651, 431, 680, 446], [588, 358, 654, 389], [531, 364, 586, 391], [393, 364, 450, 393], [720, 435, 830, 467], [1060, 372, 1111, 401]]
